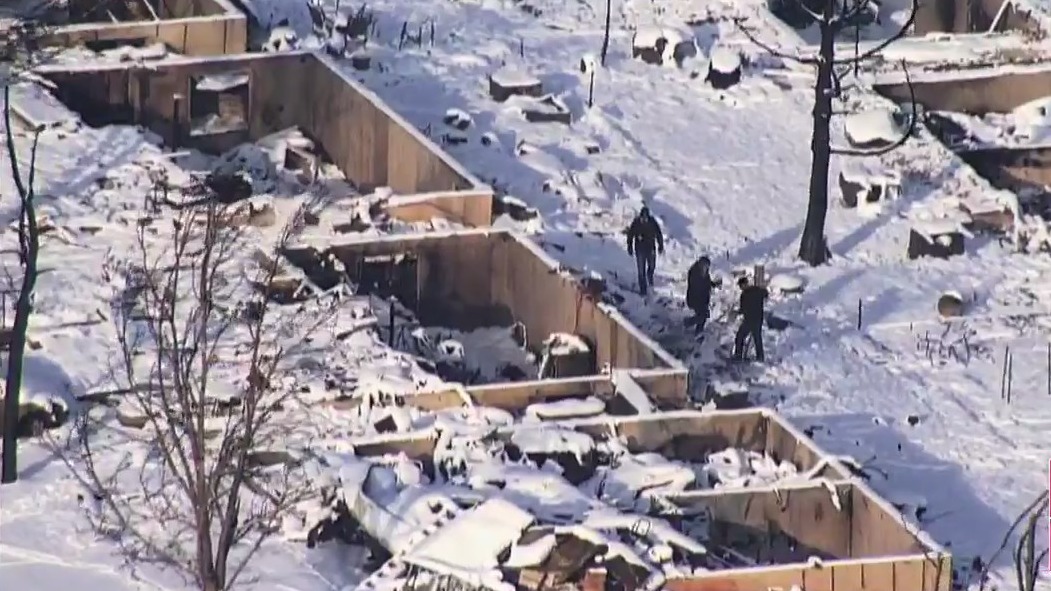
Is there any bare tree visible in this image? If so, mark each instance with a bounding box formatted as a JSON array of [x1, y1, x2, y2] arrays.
[[72, 188, 335, 589], [737, 0, 918, 266], [1, 19, 48, 485]]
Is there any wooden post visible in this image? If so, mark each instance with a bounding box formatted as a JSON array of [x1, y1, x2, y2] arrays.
[[1006, 351, 1013, 404], [856, 299, 863, 330], [753, 264, 765, 287], [1000, 345, 1010, 400]]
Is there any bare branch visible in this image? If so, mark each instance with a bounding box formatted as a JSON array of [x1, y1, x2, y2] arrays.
[[733, 16, 818, 65]]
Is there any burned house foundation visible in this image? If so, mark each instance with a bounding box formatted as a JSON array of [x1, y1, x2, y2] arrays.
[[15, 30, 952, 591], [16, 0, 252, 55], [876, 65, 1051, 232], [309, 408, 950, 591], [31, 51, 495, 229], [280, 229, 688, 399]]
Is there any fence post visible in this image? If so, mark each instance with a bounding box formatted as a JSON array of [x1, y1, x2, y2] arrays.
[[1000, 345, 1011, 400], [1006, 351, 1014, 404], [388, 299, 395, 346], [587, 70, 595, 109]]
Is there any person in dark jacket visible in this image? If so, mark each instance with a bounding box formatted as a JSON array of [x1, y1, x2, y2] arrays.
[[732, 276, 768, 362], [686, 255, 720, 335], [626, 206, 664, 296]]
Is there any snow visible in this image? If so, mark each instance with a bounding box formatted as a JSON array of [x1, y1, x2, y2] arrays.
[[2, 0, 1051, 589], [503, 532, 557, 568], [523, 396, 606, 421], [403, 497, 533, 585], [709, 46, 741, 74], [843, 109, 906, 147], [510, 425, 595, 457], [8, 81, 77, 130], [542, 331, 590, 356], [490, 66, 540, 88], [612, 369, 657, 414], [767, 273, 805, 294], [194, 72, 250, 92]]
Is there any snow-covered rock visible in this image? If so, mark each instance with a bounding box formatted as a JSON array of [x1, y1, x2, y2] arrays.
[[843, 109, 906, 149], [768, 273, 805, 294], [631, 26, 696, 68]]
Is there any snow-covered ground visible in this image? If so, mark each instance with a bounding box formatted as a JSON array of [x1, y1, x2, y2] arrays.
[[1, 0, 1050, 589]]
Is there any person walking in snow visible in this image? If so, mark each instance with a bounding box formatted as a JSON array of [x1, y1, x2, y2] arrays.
[[732, 275, 768, 362], [685, 255, 720, 336], [626, 206, 664, 296]]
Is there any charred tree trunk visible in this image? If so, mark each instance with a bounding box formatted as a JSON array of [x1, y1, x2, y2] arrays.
[[798, 2, 836, 266]]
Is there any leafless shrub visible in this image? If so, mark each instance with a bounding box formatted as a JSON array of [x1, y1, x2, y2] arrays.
[[70, 192, 336, 590], [980, 491, 1049, 591]]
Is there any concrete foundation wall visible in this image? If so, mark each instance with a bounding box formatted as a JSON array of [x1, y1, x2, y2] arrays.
[[44, 0, 246, 56], [302, 55, 479, 194], [384, 191, 494, 227], [343, 410, 949, 591], [494, 234, 679, 371], [875, 65, 1051, 115], [570, 409, 850, 479], [322, 230, 681, 377], [464, 368, 688, 411], [38, 52, 488, 201], [913, 0, 1042, 35], [665, 483, 950, 591], [665, 553, 949, 591]]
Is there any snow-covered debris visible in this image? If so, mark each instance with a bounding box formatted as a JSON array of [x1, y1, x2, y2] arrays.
[[584, 452, 697, 510], [843, 109, 907, 149], [263, 26, 300, 52], [612, 369, 656, 414], [523, 396, 606, 422], [442, 108, 472, 130], [9, 81, 78, 130], [542, 332, 590, 356], [195, 73, 250, 92], [403, 497, 534, 588], [767, 274, 805, 294], [510, 425, 595, 458], [709, 46, 741, 74], [840, 160, 902, 210], [631, 26, 696, 67], [701, 448, 800, 488], [504, 531, 558, 568]]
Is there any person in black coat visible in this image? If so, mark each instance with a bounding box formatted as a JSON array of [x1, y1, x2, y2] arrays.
[[686, 255, 720, 335], [626, 206, 664, 296], [732, 276, 768, 362]]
